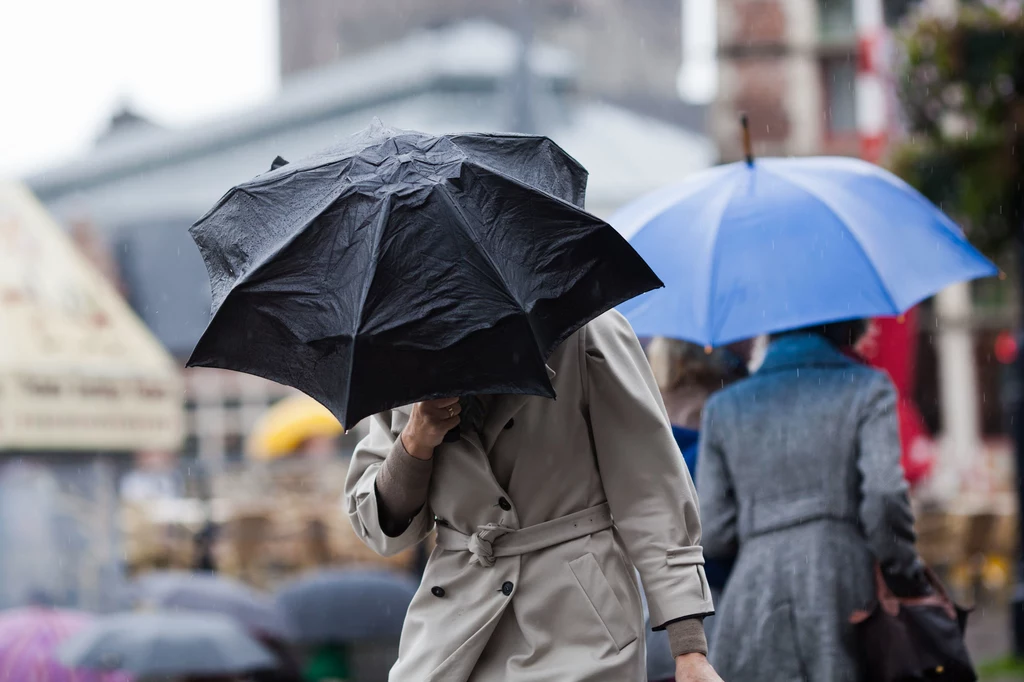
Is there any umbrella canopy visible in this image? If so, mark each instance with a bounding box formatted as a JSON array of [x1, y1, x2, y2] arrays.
[[129, 571, 294, 640], [244, 394, 343, 461], [0, 608, 127, 682], [275, 569, 418, 643], [612, 156, 997, 346], [57, 611, 276, 677], [188, 120, 661, 428]]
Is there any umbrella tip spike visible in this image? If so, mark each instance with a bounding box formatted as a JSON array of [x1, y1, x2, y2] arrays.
[[740, 114, 754, 167]]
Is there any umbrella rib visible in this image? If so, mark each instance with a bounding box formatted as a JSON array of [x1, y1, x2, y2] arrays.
[[759, 165, 901, 314], [341, 194, 392, 423], [216, 184, 351, 306], [435, 184, 525, 316], [702, 174, 746, 346]]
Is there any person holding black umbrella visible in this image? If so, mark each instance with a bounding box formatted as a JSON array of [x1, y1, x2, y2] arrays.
[[187, 122, 721, 682]]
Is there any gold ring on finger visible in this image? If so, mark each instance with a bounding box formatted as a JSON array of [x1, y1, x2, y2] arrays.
[[447, 406, 455, 418]]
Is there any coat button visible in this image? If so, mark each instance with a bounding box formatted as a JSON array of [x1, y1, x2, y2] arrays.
[[501, 581, 514, 596], [504, 418, 515, 430], [498, 497, 512, 511], [431, 586, 445, 598]]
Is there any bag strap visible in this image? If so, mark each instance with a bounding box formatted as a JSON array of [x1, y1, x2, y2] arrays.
[[873, 563, 901, 616], [872, 563, 957, 620]]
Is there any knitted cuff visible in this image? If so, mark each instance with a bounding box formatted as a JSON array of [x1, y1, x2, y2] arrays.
[[374, 437, 433, 536], [666, 617, 708, 657]]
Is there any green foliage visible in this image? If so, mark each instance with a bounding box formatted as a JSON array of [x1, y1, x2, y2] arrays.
[[891, 1, 1024, 257], [977, 654, 1024, 680]]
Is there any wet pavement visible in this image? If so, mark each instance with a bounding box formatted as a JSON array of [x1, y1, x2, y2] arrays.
[[967, 602, 1021, 680]]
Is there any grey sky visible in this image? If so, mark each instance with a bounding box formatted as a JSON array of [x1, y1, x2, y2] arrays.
[[0, 0, 277, 176]]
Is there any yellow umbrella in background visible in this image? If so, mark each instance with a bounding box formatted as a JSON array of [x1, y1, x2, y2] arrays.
[[246, 394, 343, 461]]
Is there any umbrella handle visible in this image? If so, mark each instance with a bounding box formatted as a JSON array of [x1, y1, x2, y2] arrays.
[[443, 425, 461, 443]]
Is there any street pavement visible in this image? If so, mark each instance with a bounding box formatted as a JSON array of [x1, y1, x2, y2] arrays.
[[967, 602, 1022, 680]]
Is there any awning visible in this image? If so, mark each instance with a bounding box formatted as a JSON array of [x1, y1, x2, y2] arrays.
[[0, 182, 183, 451]]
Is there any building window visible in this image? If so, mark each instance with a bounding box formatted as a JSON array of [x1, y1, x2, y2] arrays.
[[818, 0, 855, 43], [884, 0, 920, 28], [823, 57, 858, 135]]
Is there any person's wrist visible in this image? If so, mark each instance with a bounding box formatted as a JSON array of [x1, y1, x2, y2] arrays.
[[675, 652, 709, 670], [400, 429, 435, 461]]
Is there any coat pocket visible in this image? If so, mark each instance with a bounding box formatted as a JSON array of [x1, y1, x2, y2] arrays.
[[569, 552, 637, 651]]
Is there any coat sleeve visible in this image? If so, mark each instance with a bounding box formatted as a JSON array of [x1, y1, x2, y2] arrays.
[[583, 311, 714, 628], [344, 410, 435, 557], [695, 396, 739, 559], [857, 372, 923, 580]]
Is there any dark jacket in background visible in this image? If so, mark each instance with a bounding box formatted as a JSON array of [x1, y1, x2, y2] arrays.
[[698, 334, 922, 682]]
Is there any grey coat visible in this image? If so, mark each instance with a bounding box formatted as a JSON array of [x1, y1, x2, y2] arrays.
[[696, 334, 921, 682]]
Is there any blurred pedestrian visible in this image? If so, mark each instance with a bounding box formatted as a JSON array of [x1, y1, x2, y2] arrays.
[[641, 337, 751, 681], [301, 643, 351, 681], [119, 450, 184, 501], [697, 320, 930, 681], [647, 337, 752, 474], [346, 311, 723, 682], [251, 636, 304, 682], [192, 521, 218, 572]]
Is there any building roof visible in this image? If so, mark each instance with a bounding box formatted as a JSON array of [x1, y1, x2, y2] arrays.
[[29, 21, 712, 218]]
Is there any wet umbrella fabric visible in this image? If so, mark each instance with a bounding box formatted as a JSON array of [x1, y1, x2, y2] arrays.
[[188, 121, 661, 428], [0, 608, 127, 682], [130, 571, 294, 640], [612, 156, 997, 346], [275, 569, 418, 643], [57, 611, 276, 677]]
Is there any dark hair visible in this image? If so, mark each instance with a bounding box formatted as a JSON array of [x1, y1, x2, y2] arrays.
[[647, 338, 749, 394], [771, 319, 869, 349]]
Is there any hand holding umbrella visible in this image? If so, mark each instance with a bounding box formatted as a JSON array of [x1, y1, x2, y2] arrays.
[[402, 397, 462, 456]]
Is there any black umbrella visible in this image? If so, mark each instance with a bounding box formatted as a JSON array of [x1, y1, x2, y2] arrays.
[[188, 120, 661, 427], [58, 611, 276, 677], [130, 571, 295, 641], [275, 569, 418, 643]]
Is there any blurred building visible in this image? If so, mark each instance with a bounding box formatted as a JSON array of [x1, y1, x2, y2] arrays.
[[278, 0, 708, 131], [27, 20, 714, 464], [0, 183, 183, 612], [713, 0, 1015, 510], [712, 0, 917, 160]]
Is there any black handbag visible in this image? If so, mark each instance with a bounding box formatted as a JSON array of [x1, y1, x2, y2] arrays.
[[850, 565, 976, 681]]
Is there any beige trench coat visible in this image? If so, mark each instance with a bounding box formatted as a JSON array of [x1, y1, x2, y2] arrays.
[[345, 311, 712, 682]]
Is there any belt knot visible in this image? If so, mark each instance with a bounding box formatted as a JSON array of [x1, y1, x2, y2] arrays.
[[467, 523, 512, 568]]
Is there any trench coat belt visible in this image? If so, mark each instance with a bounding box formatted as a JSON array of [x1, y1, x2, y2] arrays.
[[435, 502, 613, 568]]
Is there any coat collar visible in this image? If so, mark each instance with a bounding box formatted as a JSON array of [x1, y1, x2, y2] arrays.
[[756, 334, 857, 375], [394, 365, 556, 454], [476, 364, 556, 453]]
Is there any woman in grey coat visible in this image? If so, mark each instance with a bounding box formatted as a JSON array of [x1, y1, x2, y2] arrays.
[[696, 320, 928, 682]]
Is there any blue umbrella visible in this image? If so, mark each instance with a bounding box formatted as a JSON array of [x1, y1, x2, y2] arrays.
[[612, 155, 997, 346]]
